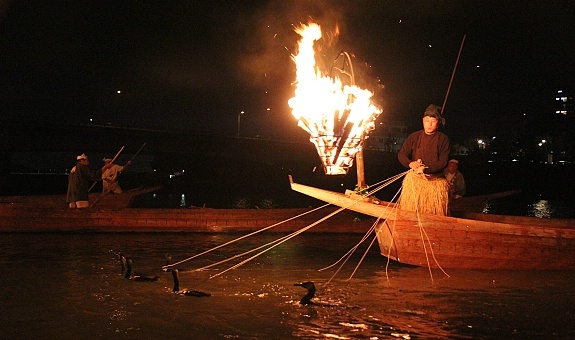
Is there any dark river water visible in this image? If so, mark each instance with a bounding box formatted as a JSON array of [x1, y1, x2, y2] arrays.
[[1, 232, 574, 339]]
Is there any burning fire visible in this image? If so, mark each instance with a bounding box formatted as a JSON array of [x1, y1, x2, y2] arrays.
[[288, 23, 381, 175]]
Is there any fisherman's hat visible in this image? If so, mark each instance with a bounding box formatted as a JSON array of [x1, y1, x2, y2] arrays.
[[423, 104, 442, 119], [77, 153, 88, 160], [423, 104, 445, 125]]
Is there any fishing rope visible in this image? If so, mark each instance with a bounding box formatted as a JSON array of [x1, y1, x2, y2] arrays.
[[383, 218, 395, 280], [345, 184, 404, 282], [172, 168, 451, 289], [162, 203, 332, 270], [382, 180, 406, 280], [319, 187, 400, 274], [207, 206, 347, 279], [178, 208, 347, 290], [415, 208, 450, 278], [415, 202, 435, 282], [321, 172, 407, 285], [173, 171, 409, 273], [341, 169, 450, 283], [347, 233, 379, 279], [202, 172, 409, 280], [193, 231, 299, 271], [411, 174, 450, 282]]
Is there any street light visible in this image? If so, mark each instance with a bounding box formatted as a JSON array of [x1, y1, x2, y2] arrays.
[[237, 111, 244, 137]]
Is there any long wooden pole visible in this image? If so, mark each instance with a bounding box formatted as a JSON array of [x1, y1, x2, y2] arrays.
[[109, 145, 125, 164], [441, 34, 466, 117], [88, 145, 125, 192], [127, 142, 146, 164]]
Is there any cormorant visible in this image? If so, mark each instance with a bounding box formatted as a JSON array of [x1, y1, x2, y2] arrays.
[[171, 269, 211, 297], [119, 253, 127, 275], [124, 256, 160, 282], [294, 281, 316, 305]]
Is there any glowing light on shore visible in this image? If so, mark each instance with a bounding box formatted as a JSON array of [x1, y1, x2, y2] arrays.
[[288, 23, 381, 175]]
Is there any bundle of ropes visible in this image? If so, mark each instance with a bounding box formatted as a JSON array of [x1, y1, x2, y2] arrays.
[[163, 170, 450, 288], [398, 170, 449, 216]]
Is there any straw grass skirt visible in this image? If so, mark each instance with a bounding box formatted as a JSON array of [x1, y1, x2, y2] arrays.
[[398, 170, 449, 216]]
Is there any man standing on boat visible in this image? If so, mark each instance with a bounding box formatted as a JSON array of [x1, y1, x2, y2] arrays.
[[398, 104, 450, 175], [396, 104, 451, 215], [67, 154, 110, 208], [101, 157, 131, 194]]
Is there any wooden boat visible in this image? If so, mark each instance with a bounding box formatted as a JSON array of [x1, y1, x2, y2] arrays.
[[0, 186, 163, 210], [289, 176, 575, 270], [0, 186, 373, 233]]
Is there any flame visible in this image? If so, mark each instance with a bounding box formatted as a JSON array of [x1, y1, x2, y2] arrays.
[[288, 23, 381, 175]]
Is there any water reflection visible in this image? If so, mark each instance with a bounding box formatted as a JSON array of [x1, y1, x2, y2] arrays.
[[483, 192, 574, 219], [1, 233, 574, 339], [528, 199, 553, 218]]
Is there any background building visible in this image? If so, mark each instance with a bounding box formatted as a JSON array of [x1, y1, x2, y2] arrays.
[[366, 121, 408, 153], [554, 89, 574, 117]]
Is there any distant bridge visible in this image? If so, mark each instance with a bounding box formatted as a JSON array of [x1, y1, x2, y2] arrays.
[[0, 119, 320, 173]]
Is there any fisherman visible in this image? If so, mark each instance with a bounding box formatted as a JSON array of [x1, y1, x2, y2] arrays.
[[101, 157, 131, 194], [444, 159, 466, 200], [66, 153, 110, 208], [397, 104, 451, 215], [398, 104, 450, 175]]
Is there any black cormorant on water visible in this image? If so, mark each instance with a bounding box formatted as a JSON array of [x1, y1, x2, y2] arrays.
[[119, 253, 127, 274], [171, 269, 211, 297], [294, 281, 350, 307], [124, 256, 160, 282], [294, 281, 316, 305]]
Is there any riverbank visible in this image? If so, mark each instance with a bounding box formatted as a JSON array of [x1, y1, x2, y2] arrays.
[[2, 153, 574, 219]]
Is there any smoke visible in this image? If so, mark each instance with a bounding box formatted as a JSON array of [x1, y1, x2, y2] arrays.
[[234, 0, 348, 88]]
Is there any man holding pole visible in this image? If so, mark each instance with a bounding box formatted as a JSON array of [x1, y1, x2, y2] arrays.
[[90, 143, 145, 208], [101, 157, 131, 194]]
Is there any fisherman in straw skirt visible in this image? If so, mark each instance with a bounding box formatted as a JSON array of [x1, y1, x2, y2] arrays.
[[397, 104, 451, 215]]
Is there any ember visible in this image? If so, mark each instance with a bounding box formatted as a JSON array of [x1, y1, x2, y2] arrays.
[[288, 23, 381, 175]]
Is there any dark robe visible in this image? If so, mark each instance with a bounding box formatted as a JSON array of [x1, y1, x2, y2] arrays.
[[397, 130, 450, 175], [66, 162, 102, 203]]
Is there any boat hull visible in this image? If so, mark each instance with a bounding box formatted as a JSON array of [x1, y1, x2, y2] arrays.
[[0, 187, 374, 233], [289, 177, 575, 270]]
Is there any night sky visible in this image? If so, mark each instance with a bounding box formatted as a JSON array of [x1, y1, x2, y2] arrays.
[[1, 1, 574, 143]]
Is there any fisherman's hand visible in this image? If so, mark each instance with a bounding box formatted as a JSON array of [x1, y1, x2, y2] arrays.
[[408, 160, 422, 170], [409, 160, 425, 174]]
